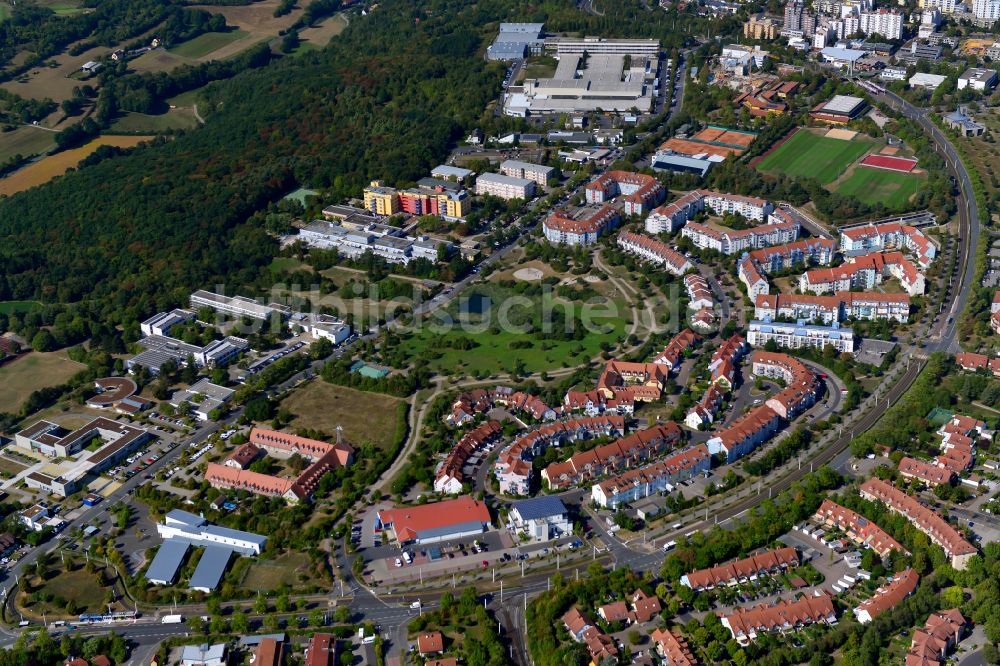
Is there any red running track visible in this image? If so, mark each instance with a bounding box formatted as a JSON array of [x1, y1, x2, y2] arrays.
[[859, 154, 918, 172]]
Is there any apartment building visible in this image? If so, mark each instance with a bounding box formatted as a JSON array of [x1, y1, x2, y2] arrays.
[[446, 386, 555, 427], [747, 237, 836, 273], [645, 190, 705, 233], [754, 291, 910, 323], [682, 218, 799, 255], [653, 328, 701, 370], [542, 422, 684, 489], [813, 498, 908, 556], [744, 14, 781, 39], [800, 252, 924, 296], [703, 192, 773, 221], [738, 256, 770, 301], [585, 170, 665, 216], [919, 0, 956, 13], [859, 9, 903, 39], [362, 181, 400, 216], [721, 593, 837, 645], [747, 319, 856, 354], [499, 160, 556, 186], [854, 569, 918, 624], [434, 421, 503, 494], [617, 231, 693, 275], [590, 444, 710, 508], [706, 404, 782, 462], [494, 415, 626, 495], [859, 478, 977, 570], [563, 389, 635, 417], [908, 609, 967, 666], [475, 172, 536, 200], [958, 67, 998, 91], [543, 206, 621, 245], [597, 358, 671, 401], [839, 222, 936, 268], [361, 179, 471, 221], [750, 351, 820, 420], [897, 456, 954, 487], [680, 547, 799, 590]]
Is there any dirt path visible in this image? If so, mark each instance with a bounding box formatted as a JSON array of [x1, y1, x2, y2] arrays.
[[192, 103, 205, 125]]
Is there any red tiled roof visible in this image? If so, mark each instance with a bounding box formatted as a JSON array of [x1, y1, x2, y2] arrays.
[[378, 497, 491, 543], [720, 593, 836, 640], [417, 632, 444, 655], [305, 634, 335, 666], [651, 628, 697, 666], [544, 205, 620, 235], [618, 231, 691, 273], [854, 569, 918, 622], [814, 498, 908, 555], [683, 547, 799, 590], [251, 638, 283, 666], [897, 457, 953, 486]]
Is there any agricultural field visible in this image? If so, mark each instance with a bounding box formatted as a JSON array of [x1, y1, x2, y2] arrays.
[[129, 49, 193, 74], [1, 43, 106, 104], [0, 126, 56, 163], [756, 128, 875, 184], [109, 109, 199, 133], [279, 381, 404, 452], [833, 166, 924, 208], [168, 29, 249, 59], [0, 134, 153, 196], [295, 14, 349, 50], [0, 350, 86, 413]]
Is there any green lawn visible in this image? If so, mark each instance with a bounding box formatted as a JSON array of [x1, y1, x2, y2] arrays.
[[757, 129, 874, 184], [396, 297, 630, 376], [0, 127, 55, 164], [0, 300, 42, 314], [0, 3, 10, 21], [169, 30, 248, 59], [834, 167, 924, 208], [109, 110, 199, 133]]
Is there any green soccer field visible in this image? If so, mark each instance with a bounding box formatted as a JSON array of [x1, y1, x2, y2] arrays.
[[833, 167, 924, 208], [757, 129, 875, 184]]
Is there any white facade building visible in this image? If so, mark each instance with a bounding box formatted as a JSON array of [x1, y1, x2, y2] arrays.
[[747, 319, 855, 354], [475, 172, 536, 200]]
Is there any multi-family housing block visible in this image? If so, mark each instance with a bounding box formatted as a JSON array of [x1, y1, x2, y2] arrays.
[[684, 274, 714, 310], [907, 609, 967, 666], [644, 190, 775, 234], [936, 414, 986, 475], [445, 387, 555, 427], [617, 231, 693, 275], [585, 171, 666, 215], [897, 456, 955, 487], [563, 389, 636, 417], [590, 444, 710, 508], [499, 160, 556, 186], [747, 319, 856, 354], [475, 172, 536, 200], [682, 216, 799, 254], [706, 405, 781, 462], [991, 290, 1000, 333], [680, 547, 799, 590], [493, 415, 627, 495], [839, 222, 936, 268], [543, 206, 621, 245], [720, 593, 837, 645], [653, 328, 701, 370], [738, 237, 837, 301], [750, 351, 820, 419], [363, 180, 471, 221], [298, 219, 450, 266], [434, 421, 503, 494], [859, 478, 977, 569], [596, 359, 671, 402], [754, 292, 910, 323], [854, 569, 918, 624], [813, 498, 908, 556], [205, 428, 354, 504], [738, 254, 771, 301], [800, 251, 925, 296], [542, 422, 684, 489]]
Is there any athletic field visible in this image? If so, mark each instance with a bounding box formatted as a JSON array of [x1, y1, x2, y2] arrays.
[[756, 129, 874, 184], [834, 168, 923, 208]]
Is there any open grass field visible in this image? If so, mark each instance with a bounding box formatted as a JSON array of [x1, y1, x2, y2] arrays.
[[0, 351, 86, 413], [20, 565, 113, 618], [0, 127, 55, 163], [298, 14, 349, 49], [279, 381, 403, 451], [130, 49, 194, 74], [240, 551, 319, 591], [109, 109, 199, 133], [0, 300, 42, 314], [1, 43, 105, 103], [0, 3, 10, 21], [0, 134, 153, 196], [169, 29, 249, 59], [757, 129, 875, 184], [833, 167, 923, 208], [0, 455, 28, 478]]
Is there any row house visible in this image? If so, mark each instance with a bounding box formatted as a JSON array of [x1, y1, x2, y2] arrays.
[[854, 569, 919, 624], [617, 231, 693, 275], [907, 609, 967, 666], [249, 427, 350, 463], [684, 274, 714, 310], [954, 352, 1000, 378], [813, 498, 908, 556], [681, 219, 800, 255], [653, 328, 701, 370], [651, 629, 697, 666], [562, 608, 618, 663], [799, 251, 924, 296], [585, 170, 666, 215], [750, 351, 820, 420], [897, 456, 954, 488], [434, 421, 503, 494], [564, 389, 635, 417], [543, 205, 621, 246], [446, 387, 555, 426], [754, 292, 911, 324], [494, 415, 626, 495], [839, 222, 936, 268], [598, 589, 663, 625], [597, 360, 670, 401], [590, 444, 710, 508], [543, 422, 684, 490], [680, 547, 799, 591], [706, 405, 781, 462], [859, 478, 977, 570], [686, 383, 726, 429], [720, 593, 837, 645], [709, 334, 748, 389]]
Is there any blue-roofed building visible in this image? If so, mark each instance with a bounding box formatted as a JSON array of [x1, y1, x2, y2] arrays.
[[651, 151, 722, 177], [145, 539, 189, 585], [509, 496, 571, 541], [487, 23, 545, 61], [747, 319, 855, 354], [157, 511, 267, 556], [189, 545, 233, 593]]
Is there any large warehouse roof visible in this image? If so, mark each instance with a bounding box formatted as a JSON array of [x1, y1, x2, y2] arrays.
[[145, 540, 189, 585], [189, 545, 233, 592], [377, 497, 491, 542]]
